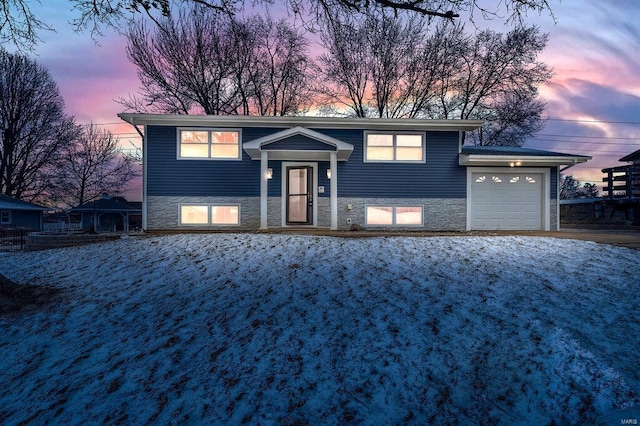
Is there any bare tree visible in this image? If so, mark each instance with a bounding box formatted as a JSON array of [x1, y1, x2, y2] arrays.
[[55, 124, 139, 207], [241, 16, 314, 116], [320, 15, 551, 145], [1, 0, 557, 51], [319, 15, 466, 119], [123, 7, 239, 114], [560, 175, 599, 199], [122, 7, 314, 116], [317, 16, 371, 117], [442, 25, 553, 146], [0, 49, 77, 203]]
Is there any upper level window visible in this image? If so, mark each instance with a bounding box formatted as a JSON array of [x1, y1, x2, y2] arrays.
[[178, 128, 240, 159], [365, 132, 424, 162]]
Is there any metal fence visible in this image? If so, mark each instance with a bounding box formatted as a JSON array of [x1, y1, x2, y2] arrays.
[[42, 223, 84, 233], [0, 228, 28, 252]]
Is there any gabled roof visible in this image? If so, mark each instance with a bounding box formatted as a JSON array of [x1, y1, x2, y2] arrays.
[[0, 194, 48, 211], [118, 113, 484, 132], [459, 145, 591, 167], [619, 148, 640, 162], [70, 197, 141, 213], [243, 126, 354, 161]]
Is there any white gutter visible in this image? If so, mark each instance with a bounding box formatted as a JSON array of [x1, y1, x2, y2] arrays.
[[459, 154, 591, 167], [118, 113, 484, 132]]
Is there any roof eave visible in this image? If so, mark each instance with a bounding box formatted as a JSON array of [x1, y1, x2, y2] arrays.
[[459, 154, 592, 167], [118, 113, 484, 132]]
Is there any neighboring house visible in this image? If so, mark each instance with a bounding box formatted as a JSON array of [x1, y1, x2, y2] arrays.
[[70, 195, 142, 233], [118, 114, 590, 231], [601, 148, 640, 225], [0, 194, 48, 231]]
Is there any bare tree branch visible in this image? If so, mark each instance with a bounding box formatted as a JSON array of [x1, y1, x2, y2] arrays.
[[121, 7, 314, 116], [0, 49, 78, 204], [1, 0, 557, 51], [53, 123, 139, 207]]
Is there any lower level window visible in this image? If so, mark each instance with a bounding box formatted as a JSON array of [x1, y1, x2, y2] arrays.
[[366, 205, 423, 226], [180, 205, 239, 225], [211, 206, 239, 225]]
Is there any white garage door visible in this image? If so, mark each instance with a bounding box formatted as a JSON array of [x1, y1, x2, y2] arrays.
[[470, 172, 544, 230]]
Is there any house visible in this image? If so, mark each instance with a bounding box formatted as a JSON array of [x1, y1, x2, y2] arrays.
[[118, 114, 590, 232], [0, 194, 48, 231], [70, 195, 142, 233]]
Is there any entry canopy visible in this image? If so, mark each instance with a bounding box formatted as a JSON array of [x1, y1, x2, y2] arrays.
[[243, 126, 354, 161], [459, 146, 591, 167]]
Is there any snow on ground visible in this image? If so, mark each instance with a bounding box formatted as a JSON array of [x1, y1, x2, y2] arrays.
[[0, 234, 639, 424]]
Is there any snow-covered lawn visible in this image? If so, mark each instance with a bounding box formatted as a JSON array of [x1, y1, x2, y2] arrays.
[[1, 234, 639, 424]]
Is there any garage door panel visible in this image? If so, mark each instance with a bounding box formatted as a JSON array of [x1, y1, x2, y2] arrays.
[[470, 172, 544, 230]]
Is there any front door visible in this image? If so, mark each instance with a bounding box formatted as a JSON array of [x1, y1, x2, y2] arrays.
[[286, 166, 313, 225]]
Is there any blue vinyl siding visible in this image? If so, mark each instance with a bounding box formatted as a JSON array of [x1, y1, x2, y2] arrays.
[[265, 135, 337, 151], [147, 126, 260, 197], [5, 210, 42, 231], [336, 130, 465, 198], [147, 125, 465, 198]]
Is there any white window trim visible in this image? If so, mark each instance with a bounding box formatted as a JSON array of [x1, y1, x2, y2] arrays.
[[365, 204, 424, 227], [177, 127, 242, 160], [363, 131, 426, 163], [178, 204, 241, 226], [0, 210, 11, 224]]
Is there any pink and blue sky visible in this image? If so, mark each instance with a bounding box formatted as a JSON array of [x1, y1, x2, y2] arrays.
[[20, 1, 640, 200]]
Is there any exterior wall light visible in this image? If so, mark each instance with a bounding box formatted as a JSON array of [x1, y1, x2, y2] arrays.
[[266, 168, 273, 179], [327, 169, 332, 179]]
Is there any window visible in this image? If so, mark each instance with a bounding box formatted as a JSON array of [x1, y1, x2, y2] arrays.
[[365, 132, 424, 162], [366, 206, 393, 225], [1, 210, 11, 224], [180, 205, 240, 226], [180, 205, 208, 225], [366, 206, 423, 226], [211, 206, 239, 225], [178, 128, 240, 159]]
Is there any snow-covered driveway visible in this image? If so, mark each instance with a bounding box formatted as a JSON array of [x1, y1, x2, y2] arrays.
[[1, 234, 638, 424]]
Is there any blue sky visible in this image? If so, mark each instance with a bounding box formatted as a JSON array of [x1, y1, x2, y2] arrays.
[[25, 0, 640, 190]]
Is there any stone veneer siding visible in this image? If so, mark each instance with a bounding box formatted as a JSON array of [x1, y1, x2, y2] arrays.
[[338, 198, 466, 231], [550, 199, 558, 230], [147, 196, 260, 230], [147, 196, 467, 231]]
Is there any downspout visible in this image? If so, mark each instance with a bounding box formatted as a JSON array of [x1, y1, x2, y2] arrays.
[[559, 158, 579, 173], [558, 159, 579, 231]]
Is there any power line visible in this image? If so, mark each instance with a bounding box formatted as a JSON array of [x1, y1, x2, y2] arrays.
[[544, 117, 640, 125], [530, 138, 640, 146], [535, 133, 640, 141]]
